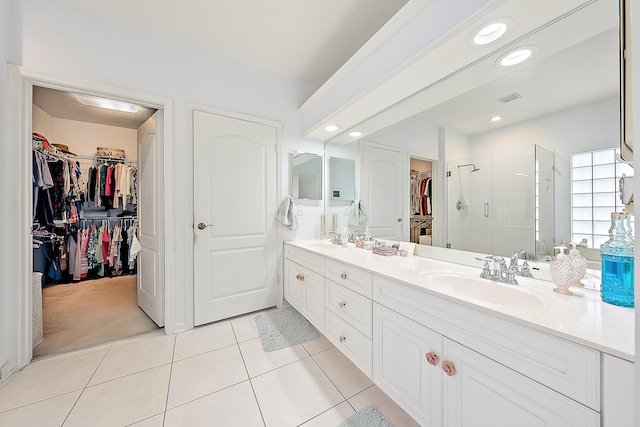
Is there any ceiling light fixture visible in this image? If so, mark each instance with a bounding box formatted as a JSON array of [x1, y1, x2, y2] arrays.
[[470, 18, 513, 46], [348, 130, 363, 138], [497, 46, 538, 67], [75, 94, 140, 113], [324, 124, 340, 132], [490, 116, 502, 122]]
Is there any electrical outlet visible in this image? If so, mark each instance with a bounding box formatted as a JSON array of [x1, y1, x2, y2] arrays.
[[297, 205, 304, 216]]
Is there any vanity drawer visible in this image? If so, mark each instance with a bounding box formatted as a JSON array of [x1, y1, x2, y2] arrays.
[[325, 259, 372, 298], [373, 275, 601, 410], [285, 244, 325, 275], [325, 309, 373, 379], [325, 279, 373, 339]]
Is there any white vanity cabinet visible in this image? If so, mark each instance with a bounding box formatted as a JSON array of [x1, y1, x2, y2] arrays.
[[442, 339, 599, 426], [283, 245, 325, 332], [373, 303, 443, 426]]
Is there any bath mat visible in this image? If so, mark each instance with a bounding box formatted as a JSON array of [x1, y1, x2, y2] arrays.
[[254, 307, 318, 352], [338, 406, 392, 427]]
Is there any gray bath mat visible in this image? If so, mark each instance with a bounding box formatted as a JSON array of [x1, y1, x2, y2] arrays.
[[338, 406, 392, 427], [254, 307, 318, 352]]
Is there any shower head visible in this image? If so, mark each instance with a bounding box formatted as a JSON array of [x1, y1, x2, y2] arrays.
[[458, 163, 480, 172]]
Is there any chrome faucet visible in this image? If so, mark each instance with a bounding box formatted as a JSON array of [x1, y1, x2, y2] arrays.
[[327, 231, 341, 245], [479, 255, 518, 285], [509, 249, 534, 278]]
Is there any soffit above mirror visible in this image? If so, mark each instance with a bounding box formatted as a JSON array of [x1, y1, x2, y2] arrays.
[[301, 0, 611, 143]]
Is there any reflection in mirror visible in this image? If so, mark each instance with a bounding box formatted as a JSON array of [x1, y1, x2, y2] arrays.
[[291, 152, 322, 200], [328, 157, 355, 205], [324, 0, 629, 278]]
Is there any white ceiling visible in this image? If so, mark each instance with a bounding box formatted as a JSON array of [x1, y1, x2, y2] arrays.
[[63, 0, 409, 86]]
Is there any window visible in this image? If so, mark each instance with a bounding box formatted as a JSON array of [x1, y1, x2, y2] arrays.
[[571, 148, 634, 248]]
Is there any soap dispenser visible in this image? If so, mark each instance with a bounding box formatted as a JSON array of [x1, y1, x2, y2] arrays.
[[364, 226, 371, 241], [568, 243, 587, 287], [550, 246, 575, 295]]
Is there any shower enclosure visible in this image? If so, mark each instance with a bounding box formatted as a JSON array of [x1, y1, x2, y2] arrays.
[[447, 145, 556, 259]]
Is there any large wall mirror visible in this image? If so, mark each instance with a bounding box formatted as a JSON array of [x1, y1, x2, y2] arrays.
[[324, 0, 630, 269]]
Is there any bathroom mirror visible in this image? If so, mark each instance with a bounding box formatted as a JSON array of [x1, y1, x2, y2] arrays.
[[328, 157, 356, 205], [324, 0, 628, 268], [291, 152, 323, 201]]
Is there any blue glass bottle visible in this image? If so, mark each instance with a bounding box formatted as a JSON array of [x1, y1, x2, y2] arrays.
[[600, 212, 634, 307]]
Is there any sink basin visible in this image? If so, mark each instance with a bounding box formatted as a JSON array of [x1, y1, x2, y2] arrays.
[[421, 273, 545, 308]]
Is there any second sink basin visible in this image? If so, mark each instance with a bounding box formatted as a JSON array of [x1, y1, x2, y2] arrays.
[[420, 272, 545, 308]]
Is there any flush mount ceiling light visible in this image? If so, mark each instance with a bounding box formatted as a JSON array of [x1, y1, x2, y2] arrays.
[[324, 124, 340, 132], [497, 46, 538, 67], [75, 94, 140, 113], [348, 130, 363, 137], [469, 18, 514, 46], [490, 116, 502, 122]]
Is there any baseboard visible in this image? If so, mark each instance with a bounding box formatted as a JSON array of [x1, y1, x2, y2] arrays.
[[0, 361, 14, 384]]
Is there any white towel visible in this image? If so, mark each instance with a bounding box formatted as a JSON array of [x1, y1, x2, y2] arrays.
[[348, 199, 368, 226], [277, 196, 298, 230]]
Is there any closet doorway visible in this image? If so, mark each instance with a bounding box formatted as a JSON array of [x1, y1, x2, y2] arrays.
[[409, 156, 435, 246], [30, 86, 163, 357]]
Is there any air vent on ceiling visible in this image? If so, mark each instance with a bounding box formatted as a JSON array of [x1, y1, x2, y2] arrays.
[[498, 93, 522, 103]]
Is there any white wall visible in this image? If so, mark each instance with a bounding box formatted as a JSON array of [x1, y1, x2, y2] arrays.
[[2, 0, 322, 359], [0, 0, 10, 376]]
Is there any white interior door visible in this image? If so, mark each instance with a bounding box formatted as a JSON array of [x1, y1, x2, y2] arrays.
[[193, 110, 278, 326], [361, 144, 404, 240], [137, 111, 164, 327]]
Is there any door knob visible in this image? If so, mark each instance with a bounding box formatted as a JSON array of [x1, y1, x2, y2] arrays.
[[197, 223, 213, 230], [397, 218, 403, 222], [442, 360, 456, 377], [425, 352, 439, 366]]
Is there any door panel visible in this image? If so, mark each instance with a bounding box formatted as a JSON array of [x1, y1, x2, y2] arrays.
[[361, 145, 403, 240], [137, 111, 164, 327], [193, 111, 278, 325]]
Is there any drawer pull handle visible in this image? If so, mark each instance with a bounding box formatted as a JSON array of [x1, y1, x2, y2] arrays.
[[340, 273, 348, 279], [425, 352, 439, 366], [339, 335, 347, 343], [339, 302, 347, 309], [296, 273, 305, 281], [442, 360, 456, 377]]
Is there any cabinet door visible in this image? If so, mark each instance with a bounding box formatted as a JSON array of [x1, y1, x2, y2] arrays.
[[373, 303, 443, 427], [284, 259, 305, 312], [284, 259, 323, 332], [442, 339, 599, 427], [302, 268, 324, 332]]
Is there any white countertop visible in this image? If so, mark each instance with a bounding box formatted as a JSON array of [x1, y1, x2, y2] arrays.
[[286, 240, 635, 362]]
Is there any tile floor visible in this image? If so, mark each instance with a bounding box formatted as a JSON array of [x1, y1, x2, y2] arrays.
[[0, 308, 419, 427]]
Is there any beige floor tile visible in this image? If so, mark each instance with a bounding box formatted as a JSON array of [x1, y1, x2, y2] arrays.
[[348, 385, 420, 427], [0, 350, 105, 413], [230, 309, 273, 343], [302, 332, 334, 355], [167, 344, 248, 409], [165, 381, 264, 427], [299, 401, 355, 427], [126, 413, 165, 426], [239, 337, 309, 378], [174, 319, 236, 361], [0, 390, 80, 427], [251, 357, 344, 427], [313, 347, 373, 398], [26, 343, 112, 370], [64, 365, 170, 427], [88, 334, 175, 385]]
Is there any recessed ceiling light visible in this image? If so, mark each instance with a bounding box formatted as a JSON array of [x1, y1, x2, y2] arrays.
[[497, 46, 538, 67], [490, 116, 502, 122], [469, 18, 514, 46], [348, 130, 363, 137], [76, 94, 139, 113], [324, 124, 340, 132]]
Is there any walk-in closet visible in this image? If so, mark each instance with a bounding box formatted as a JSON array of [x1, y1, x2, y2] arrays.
[[31, 86, 161, 357], [410, 157, 433, 245]]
